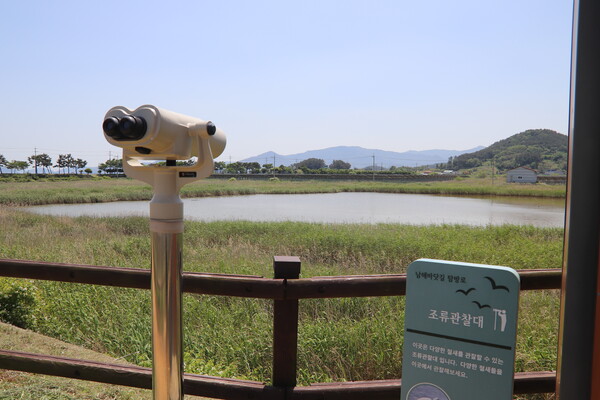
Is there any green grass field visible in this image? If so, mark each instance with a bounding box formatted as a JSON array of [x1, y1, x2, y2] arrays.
[[0, 176, 565, 206], [0, 209, 561, 391], [0, 178, 562, 399]]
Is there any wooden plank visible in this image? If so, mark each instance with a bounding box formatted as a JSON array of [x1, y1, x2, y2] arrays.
[[518, 269, 562, 290], [0, 349, 278, 400], [291, 379, 400, 400], [0, 259, 561, 300], [0, 259, 151, 290], [0, 349, 151, 389], [0, 350, 556, 398], [285, 270, 561, 299], [513, 371, 558, 394], [183, 273, 285, 299], [0, 259, 285, 299], [290, 372, 556, 399], [286, 275, 406, 299]]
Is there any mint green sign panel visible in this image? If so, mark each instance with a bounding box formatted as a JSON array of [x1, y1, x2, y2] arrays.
[[400, 259, 520, 400]]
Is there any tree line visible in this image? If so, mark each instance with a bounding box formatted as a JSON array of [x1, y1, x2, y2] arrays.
[[216, 158, 414, 175], [0, 153, 90, 174], [0, 154, 418, 176]]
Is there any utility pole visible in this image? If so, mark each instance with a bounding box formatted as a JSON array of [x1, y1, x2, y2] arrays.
[[33, 147, 38, 175], [372, 154, 376, 181]]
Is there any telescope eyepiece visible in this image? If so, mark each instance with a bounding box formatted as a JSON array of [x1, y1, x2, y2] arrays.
[[119, 115, 147, 140], [102, 117, 121, 138], [103, 114, 147, 141], [207, 121, 216, 136]]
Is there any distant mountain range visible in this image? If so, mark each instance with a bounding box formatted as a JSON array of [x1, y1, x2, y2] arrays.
[[240, 145, 485, 169]]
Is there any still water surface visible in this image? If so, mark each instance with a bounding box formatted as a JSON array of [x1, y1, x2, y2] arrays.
[[27, 193, 565, 227]]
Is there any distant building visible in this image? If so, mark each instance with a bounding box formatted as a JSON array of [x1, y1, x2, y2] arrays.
[[538, 169, 567, 185], [506, 167, 538, 183], [542, 169, 567, 176]]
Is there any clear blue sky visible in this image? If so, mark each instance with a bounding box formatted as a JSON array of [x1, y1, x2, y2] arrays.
[[0, 0, 573, 167]]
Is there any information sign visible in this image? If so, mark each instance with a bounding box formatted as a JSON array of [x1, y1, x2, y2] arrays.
[[400, 259, 520, 400]]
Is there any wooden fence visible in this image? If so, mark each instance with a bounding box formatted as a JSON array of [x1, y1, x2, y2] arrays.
[[0, 257, 560, 399]]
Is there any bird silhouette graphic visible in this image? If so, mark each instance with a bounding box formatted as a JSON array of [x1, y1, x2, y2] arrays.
[[484, 276, 510, 292], [472, 300, 491, 309], [456, 288, 476, 296]]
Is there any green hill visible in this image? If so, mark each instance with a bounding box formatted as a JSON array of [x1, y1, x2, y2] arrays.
[[449, 129, 568, 172]]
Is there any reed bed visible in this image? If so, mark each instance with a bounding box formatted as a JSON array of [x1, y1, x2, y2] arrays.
[[0, 176, 565, 206], [0, 207, 562, 392]]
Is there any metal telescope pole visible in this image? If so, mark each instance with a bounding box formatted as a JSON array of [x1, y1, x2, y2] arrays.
[[150, 169, 184, 400]]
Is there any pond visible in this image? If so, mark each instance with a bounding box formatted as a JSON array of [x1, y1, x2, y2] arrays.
[[26, 192, 565, 227]]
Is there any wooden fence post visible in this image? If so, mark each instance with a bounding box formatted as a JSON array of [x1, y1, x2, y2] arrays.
[[272, 256, 301, 388]]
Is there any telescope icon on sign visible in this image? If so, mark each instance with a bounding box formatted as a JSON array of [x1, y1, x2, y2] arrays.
[[493, 309, 508, 332]]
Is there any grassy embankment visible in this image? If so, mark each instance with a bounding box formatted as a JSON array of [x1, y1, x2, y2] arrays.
[[0, 178, 563, 399], [0, 176, 565, 206], [0, 322, 158, 400]]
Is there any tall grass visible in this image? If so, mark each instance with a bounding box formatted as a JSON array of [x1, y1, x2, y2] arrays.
[[0, 177, 565, 206], [0, 207, 562, 390]]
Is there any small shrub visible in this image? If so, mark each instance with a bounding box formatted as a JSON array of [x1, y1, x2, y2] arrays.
[[228, 177, 237, 181], [0, 283, 37, 328], [269, 177, 280, 182]]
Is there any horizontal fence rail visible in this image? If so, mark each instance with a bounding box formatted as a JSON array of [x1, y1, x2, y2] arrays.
[[0, 259, 562, 297], [0, 258, 561, 399], [0, 350, 555, 398]]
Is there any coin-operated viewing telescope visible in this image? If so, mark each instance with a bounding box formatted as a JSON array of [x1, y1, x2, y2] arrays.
[[103, 104, 226, 161], [103, 105, 226, 400], [103, 104, 226, 193]]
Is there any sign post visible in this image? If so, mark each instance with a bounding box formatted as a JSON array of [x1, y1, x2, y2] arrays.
[[401, 259, 520, 400]]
